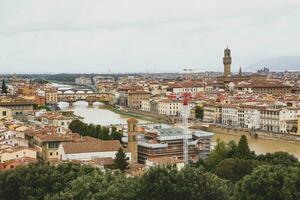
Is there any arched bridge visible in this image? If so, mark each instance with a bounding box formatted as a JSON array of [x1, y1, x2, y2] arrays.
[[58, 92, 115, 107]]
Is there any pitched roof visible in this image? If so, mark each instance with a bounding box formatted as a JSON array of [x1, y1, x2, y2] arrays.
[[62, 140, 122, 154], [148, 156, 184, 165]]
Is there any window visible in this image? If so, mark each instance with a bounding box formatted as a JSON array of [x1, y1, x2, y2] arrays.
[[50, 152, 53, 156], [48, 142, 59, 149], [2, 111, 6, 116]]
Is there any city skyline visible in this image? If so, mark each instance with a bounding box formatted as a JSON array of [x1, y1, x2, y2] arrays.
[[0, 0, 300, 73]]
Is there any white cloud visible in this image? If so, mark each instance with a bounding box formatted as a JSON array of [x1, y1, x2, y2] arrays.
[[0, 0, 299, 73]]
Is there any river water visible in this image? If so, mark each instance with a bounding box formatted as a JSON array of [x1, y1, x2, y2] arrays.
[[58, 101, 150, 125], [213, 133, 300, 158], [57, 101, 300, 159]]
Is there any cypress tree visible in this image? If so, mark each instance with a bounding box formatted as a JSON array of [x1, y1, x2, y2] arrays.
[[1, 79, 8, 94], [235, 135, 253, 159], [115, 148, 129, 172]]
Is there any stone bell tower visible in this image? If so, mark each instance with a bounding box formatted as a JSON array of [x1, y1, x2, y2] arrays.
[[127, 118, 138, 164], [223, 46, 232, 77]]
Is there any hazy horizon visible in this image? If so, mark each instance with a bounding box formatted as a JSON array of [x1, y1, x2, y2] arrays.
[[0, 0, 300, 73]]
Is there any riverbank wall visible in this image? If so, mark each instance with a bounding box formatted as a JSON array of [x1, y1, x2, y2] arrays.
[[103, 106, 165, 123], [191, 124, 300, 144]]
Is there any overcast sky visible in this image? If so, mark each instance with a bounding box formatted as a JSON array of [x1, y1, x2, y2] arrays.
[[0, 0, 299, 73]]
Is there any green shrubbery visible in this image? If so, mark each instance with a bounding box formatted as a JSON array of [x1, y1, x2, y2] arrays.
[[69, 119, 122, 141], [1, 135, 300, 200]]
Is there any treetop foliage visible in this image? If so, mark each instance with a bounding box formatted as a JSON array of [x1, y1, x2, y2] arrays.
[[69, 119, 122, 141], [1, 135, 300, 200]]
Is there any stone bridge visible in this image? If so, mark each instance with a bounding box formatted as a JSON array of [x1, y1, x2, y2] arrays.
[[58, 92, 114, 107], [57, 89, 94, 95]]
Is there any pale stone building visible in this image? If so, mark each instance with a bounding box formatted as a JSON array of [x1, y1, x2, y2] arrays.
[[203, 103, 222, 123], [221, 105, 239, 127], [0, 147, 37, 163], [0, 107, 12, 120], [141, 100, 150, 112], [58, 139, 129, 161], [45, 89, 58, 104], [127, 91, 151, 109], [158, 99, 182, 116]]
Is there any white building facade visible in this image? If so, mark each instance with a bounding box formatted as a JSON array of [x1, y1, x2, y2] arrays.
[[158, 100, 183, 116]]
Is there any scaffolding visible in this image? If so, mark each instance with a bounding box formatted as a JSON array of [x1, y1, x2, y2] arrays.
[[181, 94, 190, 164]]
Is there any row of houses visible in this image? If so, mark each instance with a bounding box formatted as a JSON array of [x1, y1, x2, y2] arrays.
[[203, 102, 300, 134]]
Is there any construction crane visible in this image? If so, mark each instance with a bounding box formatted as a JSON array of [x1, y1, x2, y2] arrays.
[[183, 68, 203, 81], [181, 93, 190, 164], [183, 68, 193, 81]]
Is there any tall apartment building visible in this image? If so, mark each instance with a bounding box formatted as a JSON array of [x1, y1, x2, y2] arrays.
[[221, 105, 239, 127], [45, 89, 58, 105], [141, 100, 150, 112], [158, 99, 182, 116], [127, 91, 151, 109], [279, 108, 300, 133], [203, 103, 222, 123], [260, 109, 280, 132], [243, 107, 261, 130]]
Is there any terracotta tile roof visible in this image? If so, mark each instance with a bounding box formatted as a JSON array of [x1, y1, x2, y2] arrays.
[[148, 156, 184, 165], [2, 157, 37, 165], [118, 85, 143, 91], [168, 81, 203, 89], [0, 146, 36, 154], [237, 81, 291, 89], [37, 134, 75, 142], [62, 139, 122, 154], [127, 91, 151, 95], [93, 157, 115, 166]]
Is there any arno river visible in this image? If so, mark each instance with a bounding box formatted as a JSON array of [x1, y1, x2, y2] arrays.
[[58, 101, 300, 159]]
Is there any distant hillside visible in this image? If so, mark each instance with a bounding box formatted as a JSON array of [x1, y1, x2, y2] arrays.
[[248, 56, 300, 72]]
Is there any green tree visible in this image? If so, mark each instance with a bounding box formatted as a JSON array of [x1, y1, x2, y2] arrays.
[[111, 127, 123, 141], [234, 165, 300, 200], [0, 162, 99, 200], [257, 151, 298, 166], [195, 105, 204, 120], [48, 171, 139, 200], [214, 158, 260, 182], [69, 120, 122, 141], [2, 79, 8, 94], [115, 148, 129, 172], [176, 167, 232, 200], [139, 166, 232, 200], [205, 140, 230, 170], [227, 140, 238, 158], [235, 135, 254, 159], [33, 105, 51, 111]]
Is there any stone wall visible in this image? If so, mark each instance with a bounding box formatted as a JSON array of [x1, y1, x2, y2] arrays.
[[207, 124, 300, 143]]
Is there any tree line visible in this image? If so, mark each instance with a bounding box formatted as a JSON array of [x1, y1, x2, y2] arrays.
[[68, 119, 123, 141], [1, 135, 300, 200]]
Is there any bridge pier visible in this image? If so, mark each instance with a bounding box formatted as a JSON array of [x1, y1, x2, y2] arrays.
[[88, 101, 94, 107], [69, 101, 74, 107]]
